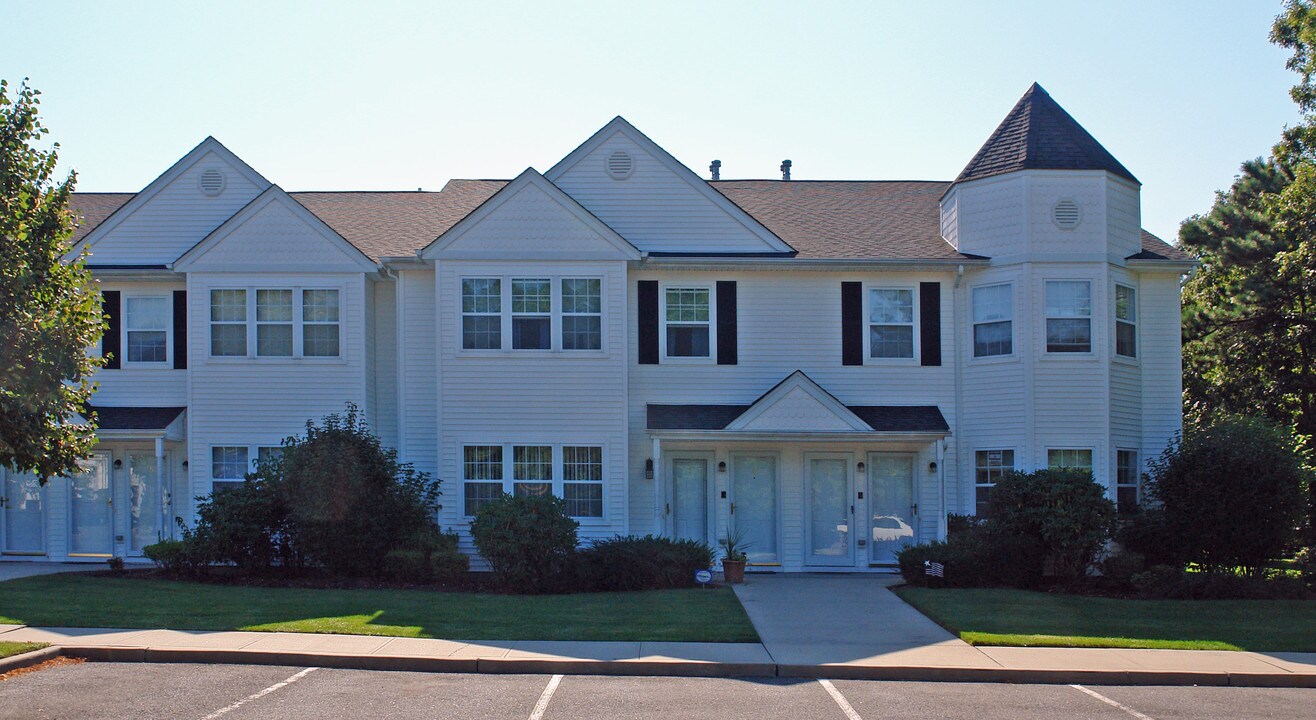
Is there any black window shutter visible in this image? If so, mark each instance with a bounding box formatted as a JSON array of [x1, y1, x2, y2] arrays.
[[102, 291, 121, 369], [841, 282, 862, 366], [716, 281, 737, 365], [173, 290, 188, 370], [637, 281, 659, 364], [920, 281, 941, 367]]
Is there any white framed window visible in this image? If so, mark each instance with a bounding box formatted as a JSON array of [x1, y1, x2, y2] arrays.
[[210, 446, 249, 493], [971, 283, 1012, 358], [124, 295, 170, 364], [209, 287, 341, 359], [663, 287, 712, 359], [461, 442, 605, 519], [562, 446, 603, 518], [561, 278, 602, 351], [461, 278, 502, 350], [256, 289, 293, 357], [209, 289, 247, 357], [511, 279, 552, 350], [1047, 448, 1094, 475], [868, 287, 915, 359], [1116, 449, 1140, 513], [974, 449, 1015, 516], [1045, 280, 1092, 353], [1115, 284, 1137, 358], [463, 445, 504, 516]]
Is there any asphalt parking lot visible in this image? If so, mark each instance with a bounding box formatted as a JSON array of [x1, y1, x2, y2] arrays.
[[2, 662, 1314, 720]]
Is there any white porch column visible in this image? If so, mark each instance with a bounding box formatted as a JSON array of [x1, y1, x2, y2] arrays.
[[651, 437, 663, 535], [937, 439, 947, 541], [155, 437, 168, 541]]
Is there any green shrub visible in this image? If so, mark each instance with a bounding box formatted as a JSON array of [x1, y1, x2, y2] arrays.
[[1100, 549, 1146, 587], [142, 539, 200, 575], [383, 529, 469, 584], [429, 544, 471, 584], [578, 535, 714, 591], [987, 468, 1117, 583], [470, 494, 579, 594], [1144, 417, 1310, 576], [1131, 564, 1310, 600], [184, 478, 294, 572]]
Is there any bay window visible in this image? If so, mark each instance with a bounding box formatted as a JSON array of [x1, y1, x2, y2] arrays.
[[1045, 280, 1092, 353], [1047, 448, 1093, 475], [971, 283, 1012, 358], [1115, 284, 1137, 358], [1116, 449, 1140, 513]]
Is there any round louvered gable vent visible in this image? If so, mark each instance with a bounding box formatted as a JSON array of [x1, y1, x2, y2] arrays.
[[605, 150, 634, 180], [1052, 198, 1081, 229], [199, 168, 226, 197]]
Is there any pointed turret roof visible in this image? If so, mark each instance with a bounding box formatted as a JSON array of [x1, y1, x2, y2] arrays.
[[955, 83, 1138, 185]]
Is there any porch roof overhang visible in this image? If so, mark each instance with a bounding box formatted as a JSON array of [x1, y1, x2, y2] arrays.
[[83, 406, 187, 441], [646, 403, 950, 440]]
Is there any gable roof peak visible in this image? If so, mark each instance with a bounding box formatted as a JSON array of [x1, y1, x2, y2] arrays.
[[954, 83, 1138, 186]]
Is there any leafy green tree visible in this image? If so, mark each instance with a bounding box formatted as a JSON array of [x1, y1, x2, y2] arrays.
[[0, 79, 103, 481]]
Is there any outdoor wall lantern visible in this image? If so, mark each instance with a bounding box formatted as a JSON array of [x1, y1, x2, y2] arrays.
[[181, 460, 189, 469], [856, 461, 866, 473], [928, 461, 938, 473], [112, 459, 122, 469], [717, 461, 727, 473], [644, 458, 654, 480]]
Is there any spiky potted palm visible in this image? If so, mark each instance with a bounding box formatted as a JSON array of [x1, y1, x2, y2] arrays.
[[719, 525, 750, 584]]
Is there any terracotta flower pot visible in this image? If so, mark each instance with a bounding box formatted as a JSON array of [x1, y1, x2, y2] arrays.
[[722, 559, 746, 584]]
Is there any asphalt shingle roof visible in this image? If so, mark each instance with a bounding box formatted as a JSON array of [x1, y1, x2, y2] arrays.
[[86, 405, 185, 430], [646, 404, 948, 433], [956, 83, 1139, 185]]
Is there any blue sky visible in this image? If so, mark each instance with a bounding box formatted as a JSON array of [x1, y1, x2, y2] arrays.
[[2, 1, 1301, 243]]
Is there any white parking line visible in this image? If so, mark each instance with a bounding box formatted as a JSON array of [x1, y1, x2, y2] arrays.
[[528, 674, 564, 720], [198, 666, 319, 720], [818, 678, 863, 720], [1070, 684, 1157, 720]]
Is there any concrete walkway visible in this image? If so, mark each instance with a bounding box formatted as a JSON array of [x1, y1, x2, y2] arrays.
[[1, 573, 1314, 686], [0, 561, 104, 582]]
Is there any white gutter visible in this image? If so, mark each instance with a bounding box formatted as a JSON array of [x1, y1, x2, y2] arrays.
[[648, 430, 949, 442], [639, 257, 990, 272]]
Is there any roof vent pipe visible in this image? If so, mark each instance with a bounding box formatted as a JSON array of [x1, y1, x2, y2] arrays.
[[710, 159, 721, 181], [780, 159, 792, 181]]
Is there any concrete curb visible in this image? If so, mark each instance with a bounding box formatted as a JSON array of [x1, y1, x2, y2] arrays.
[[0, 646, 61, 675], [43, 645, 1316, 687]]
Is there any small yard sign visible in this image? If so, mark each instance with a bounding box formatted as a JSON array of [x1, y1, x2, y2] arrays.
[[695, 569, 713, 585]]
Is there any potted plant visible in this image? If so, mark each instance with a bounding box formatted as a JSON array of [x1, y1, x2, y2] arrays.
[[719, 525, 750, 584]]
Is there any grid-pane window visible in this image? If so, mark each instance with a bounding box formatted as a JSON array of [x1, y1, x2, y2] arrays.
[[511, 279, 552, 350], [256, 446, 283, 473], [302, 289, 340, 357], [664, 288, 710, 357], [125, 296, 169, 363], [462, 278, 501, 350], [1048, 448, 1093, 474], [256, 290, 294, 357], [211, 446, 249, 493], [972, 284, 1012, 358], [513, 445, 553, 498], [561, 278, 602, 351], [463, 445, 503, 516], [1116, 449, 1140, 513], [1045, 281, 1092, 353], [1115, 284, 1137, 358], [974, 449, 1014, 516], [562, 446, 603, 517], [869, 288, 914, 359], [210, 289, 247, 357]]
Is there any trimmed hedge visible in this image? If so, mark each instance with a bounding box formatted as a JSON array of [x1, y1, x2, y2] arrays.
[[470, 494, 579, 594], [578, 535, 714, 591]]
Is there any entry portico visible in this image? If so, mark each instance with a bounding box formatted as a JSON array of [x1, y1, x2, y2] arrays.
[[647, 372, 949, 572]]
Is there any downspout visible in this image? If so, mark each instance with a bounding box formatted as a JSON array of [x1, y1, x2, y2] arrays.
[[937, 440, 946, 542], [949, 263, 965, 541]]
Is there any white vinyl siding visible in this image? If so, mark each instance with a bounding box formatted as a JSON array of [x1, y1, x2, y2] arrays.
[[1045, 280, 1092, 353], [868, 287, 915, 359], [662, 287, 711, 359], [124, 295, 170, 364], [1115, 284, 1137, 358], [971, 283, 1012, 358], [973, 449, 1014, 516]]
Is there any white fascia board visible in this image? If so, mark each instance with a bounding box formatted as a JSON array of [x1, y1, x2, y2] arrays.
[[648, 430, 949, 442], [544, 117, 794, 254], [67, 136, 272, 260], [88, 268, 185, 282], [637, 257, 988, 272], [1126, 259, 1197, 272], [421, 168, 641, 260], [726, 370, 871, 432]]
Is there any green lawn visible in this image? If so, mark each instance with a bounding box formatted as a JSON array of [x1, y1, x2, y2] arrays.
[[0, 641, 48, 660], [0, 574, 757, 643], [893, 586, 1316, 652]]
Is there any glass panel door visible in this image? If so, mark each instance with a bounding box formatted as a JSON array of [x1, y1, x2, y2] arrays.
[[869, 453, 917, 565], [70, 452, 114, 556], [731, 454, 778, 564], [805, 454, 853, 566], [127, 453, 164, 553], [671, 457, 709, 544], [2, 471, 45, 555]]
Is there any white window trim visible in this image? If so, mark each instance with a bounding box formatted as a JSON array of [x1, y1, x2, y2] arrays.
[[863, 284, 919, 364], [659, 283, 716, 364], [1114, 282, 1138, 363], [1042, 278, 1095, 357], [458, 275, 608, 357], [1045, 446, 1096, 477], [207, 285, 345, 363], [209, 444, 284, 491], [460, 441, 606, 521], [972, 447, 1017, 515], [1115, 447, 1141, 509], [969, 281, 1015, 362], [122, 294, 172, 367]]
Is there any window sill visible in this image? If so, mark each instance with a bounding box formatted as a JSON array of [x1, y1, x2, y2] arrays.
[[966, 353, 1018, 366], [660, 356, 716, 365], [204, 356, 348, 365], [455, 349, 611, 359], [861, 358, 920, 367], [115, 363, 178, 371], [1113, 354, 1139, 367]]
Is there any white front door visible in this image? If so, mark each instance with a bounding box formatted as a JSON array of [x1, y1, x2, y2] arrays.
[[70, 452, 114, 557], [127, 452, 166, 554], [868, 452, 917, 565], [731, 454, 779, 565], [669, 455, 712, 545], [805, 453, 854, 566], [1, 470, 45, 555]]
